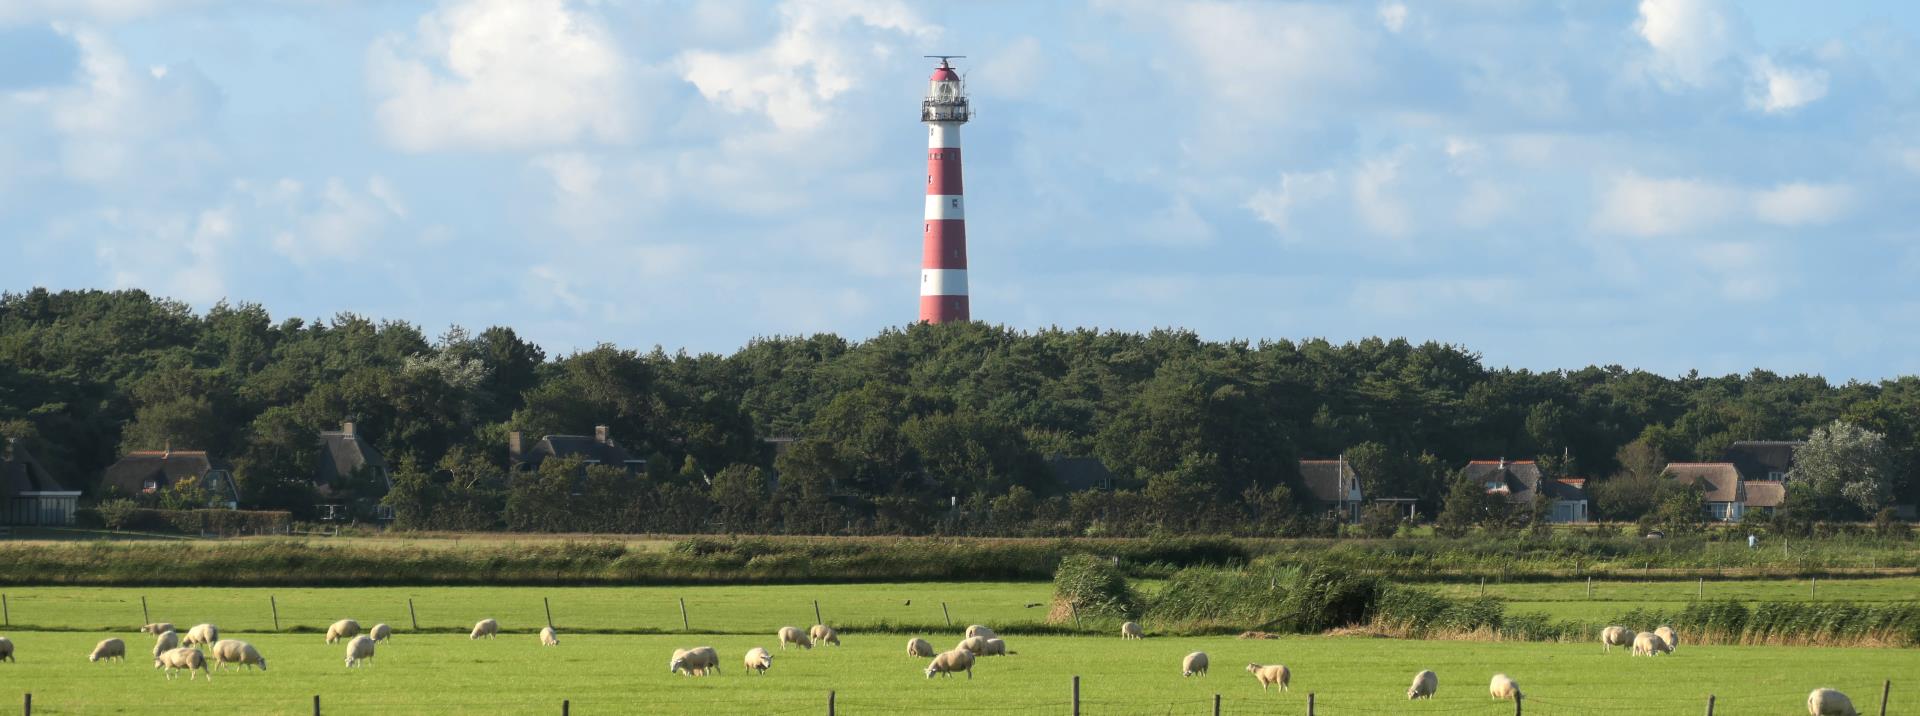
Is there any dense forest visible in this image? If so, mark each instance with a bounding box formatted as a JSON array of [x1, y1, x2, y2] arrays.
[[2, 288, 1914, 535]]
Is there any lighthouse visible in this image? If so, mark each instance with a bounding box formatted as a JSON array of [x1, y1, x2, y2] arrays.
[[920, 56, 970, 323]]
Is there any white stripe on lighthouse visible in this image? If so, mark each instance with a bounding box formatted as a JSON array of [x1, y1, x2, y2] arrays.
[[920, 268, 968, 296], [924, 195, 964, 220], [927, 123, 961, 149]]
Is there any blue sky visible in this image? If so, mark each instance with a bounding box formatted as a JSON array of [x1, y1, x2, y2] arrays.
[[2, 1, 1919, 380]]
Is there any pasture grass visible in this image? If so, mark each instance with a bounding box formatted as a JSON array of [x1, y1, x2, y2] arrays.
[[0, 630, 1910, 714], [1433, 576, 1920, 622]]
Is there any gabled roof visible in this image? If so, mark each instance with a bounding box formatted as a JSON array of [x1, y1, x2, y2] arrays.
[[1461, 460, 1585, 504], [1725, 441, 1801, 479], [533, 435, 643, 466], [1665, 462, 1743, 502], [101, 450, 240, 505], [316, 425, 389, 490], [1297, 459, 1361, 504], [1742, 481, 1786, 508], [2, 440, 73, 497], [1048, 455, 1115, 492]]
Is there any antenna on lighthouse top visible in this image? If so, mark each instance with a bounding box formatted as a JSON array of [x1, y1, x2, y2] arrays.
[[924, 55, 966, 67]]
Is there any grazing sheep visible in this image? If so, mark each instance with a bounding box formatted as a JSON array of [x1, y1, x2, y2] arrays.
[[470, 618, 499, 640], [1655, 625, 1679, 651], [810, 624, 841, 646], [1808, 688, 1859, 716], [369, 623, 392, 643], [670, 646, 720, 676], [981, 638, 1012, 656], [540, 626, 559, 647], [154, 647, 210, 681], [778, 626, 813, 650], [1247, 663, 1290, 692], [0, 636, 11, 663], [957, 636, 989, 655], [1121, 621, 1144, 640], [90, 638, 126, 662], [965, 624, 997, 640], [1489, 673, 1521, 701], [1408, 670, 1438, 700], [907, 638, 936, 657], [325, 619, 361, 644], [744, 647, 773, 674], [925, 648, 975, 679], [211, 640, 266, 672], [1632, 631, 1671, 657], [140, 623, 174, 636], [182, 624, 218, 647], [1182, 651, 1209, 677], [344, 635, 376, 668], [1600, 626, 1632, 652], [152, 630, 180, 658]]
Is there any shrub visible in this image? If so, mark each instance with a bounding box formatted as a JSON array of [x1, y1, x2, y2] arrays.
[[1358, 502, 1402, 538], [1049, 553, 1141, 622]]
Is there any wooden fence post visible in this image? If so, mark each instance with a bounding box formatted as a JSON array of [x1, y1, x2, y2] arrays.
[[813, 600, 822, 626], [562, 699, 570, 716], [678, 598, 689, 631], [1308, 692, 1315, 716], [544, 598, 553, 630], [1480, 577, 1485, 597], [1706, 694, 1715, 715], [1072, 675, 1081, 716], [408, 598, 418, 631], [1515, 692, 1523, 716], [1698, 578, 1703, 599], [140, 596, 149, 627], [1587, 576, 1593, 599], [941, 602, 952, 627], [1881, 679, 1891, 716], [24, 692, 30, 716], [828, 690, 836, 716], [313, 694, 321, 716], [271, 596, 280, 631], [1212, 693, 1220, 716], [2, 593, 8, 627]]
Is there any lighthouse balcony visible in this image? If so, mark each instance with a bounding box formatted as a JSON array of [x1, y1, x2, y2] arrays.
[[921, 101, 970, 122]]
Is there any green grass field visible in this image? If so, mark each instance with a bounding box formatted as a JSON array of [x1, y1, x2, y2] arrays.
[[1429, 576, 1920, 621], [0, 630, 1909, 714]]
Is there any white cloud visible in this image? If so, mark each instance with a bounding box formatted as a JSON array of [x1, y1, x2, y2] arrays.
[[1693, 241, 1777, 301], [1378, 3, 1408, 34], [29, 25, 219, 185], [252, 177, 406, 262], [1593, 172, 1740, 237], [1747, 57, 1829, 113], [1636, 0, 1744, 89], [1353, 155, 1411, 238], [1245, 171, 1334, 236], [1108, 0, 1377, 113], [975, 36, 1046, 101], [0, 0, 208, 24], [92, 206, 234, 305], [369, 0, 631, 152], [1752, 182, 1852, 226], [677, 0, 936, 132]]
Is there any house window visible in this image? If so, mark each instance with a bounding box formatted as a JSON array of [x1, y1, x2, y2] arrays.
[[1767, 471, 1784, 481], [143, 479, 159, 493]]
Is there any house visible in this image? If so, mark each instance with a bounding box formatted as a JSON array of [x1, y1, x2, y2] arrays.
[[1048, 455, 1116, 492], [1725, 441, 1801, 483], [100, 447, 240, 508], [315, 422, 391, 494], [1297, 458, 1363, 522], [1, 438, 82, 526], [1665, 462, 1749, 521], [1461, 459, 1589, 523], [509, 425, 647, 475]]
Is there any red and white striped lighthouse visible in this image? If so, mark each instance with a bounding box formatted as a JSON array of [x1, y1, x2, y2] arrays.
[[920, 56, 970, 323]]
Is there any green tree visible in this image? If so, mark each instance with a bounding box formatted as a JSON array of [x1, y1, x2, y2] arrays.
[[1789, 420, 1892, 518]]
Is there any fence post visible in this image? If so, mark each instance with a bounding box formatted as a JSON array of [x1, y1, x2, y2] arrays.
[[1706, 694, 1715, 715], [1698, 578, 1703, 599], [24, 692, 30, 716], [679, 598, 690, 631], [1212, 693, 1220, 716], [271, 596, 280, 631], [1515, 692, 1523, 716], [544, 598, 554, 630], [1881, 679, 1891, 716], [1072, 675, 1081, 716], [2, 593, 8, 627], [1587, 576, 1592, 599], [941, 602, 952, 627], [141, 596, 149, 627], [828, 690, 836, 716], [408, 598, 418, 631], [813, 600, 822, 626], [562, 699, 570, 716], [1308, 692, 1315, 716], [1480, 577, 1485, 597], [313, 694, 321, 716]]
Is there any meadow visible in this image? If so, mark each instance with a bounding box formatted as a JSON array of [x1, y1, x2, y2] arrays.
[[0, 630, 1909, 715]]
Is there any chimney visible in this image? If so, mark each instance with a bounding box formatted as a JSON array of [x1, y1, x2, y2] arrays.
[[342, 421, 356, 438], [164, 441, 172, 460], [595, 425, 610, 445], [509, 431, 523, 462], [1498, 456, 1507, 471]]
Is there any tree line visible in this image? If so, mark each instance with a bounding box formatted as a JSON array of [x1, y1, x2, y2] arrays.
[[1, 288, 1914, 535]]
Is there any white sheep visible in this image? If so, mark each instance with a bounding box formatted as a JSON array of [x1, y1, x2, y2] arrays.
[[810, 624, 841, 646], [982, 638, 1010, 656], [1120, 621, 1144, 640], [325, 619, 361, 644], [778, 626, 813, 650], [957, 636, 989, 655], [1182, 651, 1209, 677], [1247, 663, 1290, 691], [152, 630, 180, 658], [89, 638, 126, 662], [1408, 670, 1438, 699], [670, 646, 720, 676], [744, 647, 773, 674], [907, 638, 936, 657], [211, 640, 267, 671], [541, 626, 559, 647], [154, 647, 210, 681], [1600, 625, 1632, 652], [182, 623, 218, 647], [1632, 631, 1671, 657], [925, 648, 975, 679], [1655, 625, 1679, 651], [1808, 688, 1859, 716], [140, 623, 174, 636], [0, 636, 11, 662], [470, 618, 499, 640], [344, 635, 376, 668], [370, 623, 392, 643], [1490, 673, 1521, 701], [965, 624, 997, 640]]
